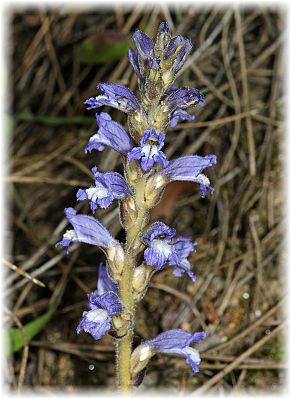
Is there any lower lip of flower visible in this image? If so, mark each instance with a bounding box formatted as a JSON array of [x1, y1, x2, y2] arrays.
[[86, 308, 109, 323], [152, 239, 172, 257], [86, 186, 109, 201]]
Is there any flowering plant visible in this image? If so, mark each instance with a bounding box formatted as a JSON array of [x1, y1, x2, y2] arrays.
[[56, 22, 216, 392]]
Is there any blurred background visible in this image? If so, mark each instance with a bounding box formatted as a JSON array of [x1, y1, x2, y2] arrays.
[[5, 3, 285, 394]]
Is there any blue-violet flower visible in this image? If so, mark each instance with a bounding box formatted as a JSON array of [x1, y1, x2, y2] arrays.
[[84, 83, 140, 114], [142, 222, 197, 281], [56, 207, 117, 253], [127, 129, 169, 172], [166, 87, 205, 109], [85, 112, 133, 155], [160, 154, 217, 197], [77, 166, 131, 212], [77, 291, 122, 340], [143, 328, 206, 374]]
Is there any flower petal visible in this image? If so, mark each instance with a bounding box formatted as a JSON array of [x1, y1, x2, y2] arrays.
[[169, 109, 196, 128], [77, 309, 111, 340], [142, 221, 176, 245], [172, 259, 196, 282], [160, 155, 216, 197], [88, 292, 123, 317], [84, 83, 140, 113], [144, 245, 170, 270], [62, 207, 117, 248], [146, 328, 206, 350], [166, 87, 204, 109], [132, 30, 154, 59], [85, 112, 133, 155], [97, 263, 118, 295], [128, 48, 142, 79]]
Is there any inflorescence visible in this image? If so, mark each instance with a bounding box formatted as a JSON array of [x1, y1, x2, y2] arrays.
[[56, 22, 217, 390]]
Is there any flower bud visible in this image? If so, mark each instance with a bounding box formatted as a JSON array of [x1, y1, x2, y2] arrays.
[[144, 174, 166, 208], [128, 109, 147, 141], [154, 26, 171, 59], [111, 310, 132, 338], [151, 104, 171, 131], [161, 70, 175, 90], [131, 344, 155, 379], [132, 264, 154, 301], [125, 159, 142, 186], [106, 243, 125, 281], [119, 197, 138, 229]]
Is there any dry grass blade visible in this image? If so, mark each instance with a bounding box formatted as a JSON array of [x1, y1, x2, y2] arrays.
[[3, 259, 46, 288]]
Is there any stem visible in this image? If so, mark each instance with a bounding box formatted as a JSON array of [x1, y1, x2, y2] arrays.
[[117, 256, 134, 393], [117, 206, 147, 393], [117, 334, 133, 393]]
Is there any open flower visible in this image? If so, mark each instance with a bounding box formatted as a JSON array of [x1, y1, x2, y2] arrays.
[[151, 154, 216, 198], [142, 222, 197, 281], [142, 221, 178, 270], [84, 83, 140, 114], [127, 129, 169, 172], [142, 329, 206, 374], [131, 328, 206, 384], [77, 290, 122, 341], [159, 154, 217, 198], [56, 207, 117, 253], [76, 262, 121, 340], [165, 86, 205, 109], [85, 112, 133, 155], [77, 167, 131, 212]]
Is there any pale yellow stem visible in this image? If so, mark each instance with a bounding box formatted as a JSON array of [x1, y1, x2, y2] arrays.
[[117, 178, 148, 393]]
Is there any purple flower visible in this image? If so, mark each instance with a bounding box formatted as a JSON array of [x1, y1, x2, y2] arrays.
[[144, 328, 206, 374], [169, 109, 196, 127], [166, 87, 205, 109], [56, 207, 117, 254], [142, 222, 179, 270], [84, 83, 140, 114], [77, 263, 121, 340], [77, 291, 122, 341], [132, 30, 154, 59], [164, 36, 192, 73], [77, 166, 131, 212], [129, 30, 160, 81], [127, 129, 169, 172], [142, 222, 196, 281], [85, 112, 133, 155], [171, 237, 197, 282], [97, 263, 118, 295], [160, 154, 217, 198]]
